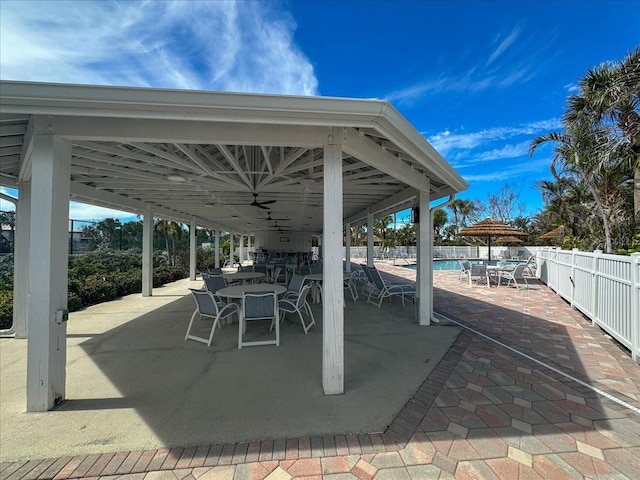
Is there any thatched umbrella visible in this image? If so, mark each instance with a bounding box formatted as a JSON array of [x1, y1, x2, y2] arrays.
[[458, 217, 528, 261], [496, 236, 524, 245], [539, 225, 566, 244]]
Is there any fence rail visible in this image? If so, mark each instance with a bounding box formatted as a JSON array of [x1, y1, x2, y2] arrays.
[[536, 247, 640, 364]]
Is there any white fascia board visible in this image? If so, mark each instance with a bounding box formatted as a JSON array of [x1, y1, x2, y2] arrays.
[[0, 81, 387, 127], [46, 116, 329, 146], [374, 104, 468, 193]]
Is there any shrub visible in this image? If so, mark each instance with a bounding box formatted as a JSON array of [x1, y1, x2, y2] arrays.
[[67, 292, 84, 312], [77, 274, 118, 305], [0, 290, 12, 329], [110, 271, 142, 297]]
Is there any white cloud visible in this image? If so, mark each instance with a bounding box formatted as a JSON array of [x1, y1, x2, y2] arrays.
[[1, 187, 135, 222], [453, 141, 531, 168], [463, 158, 550, 182], [0, 0, 318, 95], [68, 203, 137, 223], [427, 119, 562, 156], [486, 27, 521, 66]]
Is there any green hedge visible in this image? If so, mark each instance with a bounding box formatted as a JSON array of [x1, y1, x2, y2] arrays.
[[0, 248, 189, 327]]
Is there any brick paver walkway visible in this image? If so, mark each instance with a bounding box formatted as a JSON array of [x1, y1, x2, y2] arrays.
[[2, 265, 639, 479]]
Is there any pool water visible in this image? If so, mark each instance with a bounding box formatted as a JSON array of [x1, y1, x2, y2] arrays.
[[403, 259, 521, 271]]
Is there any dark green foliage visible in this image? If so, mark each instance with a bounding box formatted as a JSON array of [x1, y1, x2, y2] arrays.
[[0, 247, 188, 324], [0, 290, 12, 329]]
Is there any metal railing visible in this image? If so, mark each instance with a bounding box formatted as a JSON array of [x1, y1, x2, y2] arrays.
[[537, 247, 640, 363]]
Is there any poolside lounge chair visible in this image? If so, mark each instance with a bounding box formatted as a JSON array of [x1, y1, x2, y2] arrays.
[[500, 264, 529, 289], [458, 260, 472, 282], [522, 255, 537, 276], [467, 264, 490, 288], [364, 266, 415, 308]]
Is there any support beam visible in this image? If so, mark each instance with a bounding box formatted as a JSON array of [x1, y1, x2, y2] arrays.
[[367, 209, 374, 268], [322, 135, 344, 395], [26, 135, 70, 411], [417, 187, 431, 325], [142, 210, 153, 297], [344, 128, 431, 192], [230, 233, 234, 267], [13, 182, 30, 338], [345, 223, 351, 273], [215, 230, 220, 268], [190, 218, 197, 281]]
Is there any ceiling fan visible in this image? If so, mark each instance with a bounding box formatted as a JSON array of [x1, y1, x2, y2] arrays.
[[249, 193, 276, 209], [263, 211, 290, 222], [222, 193, 276, 210]]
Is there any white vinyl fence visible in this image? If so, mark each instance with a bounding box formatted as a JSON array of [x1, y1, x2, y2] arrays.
[[536, 247, 640, 363]]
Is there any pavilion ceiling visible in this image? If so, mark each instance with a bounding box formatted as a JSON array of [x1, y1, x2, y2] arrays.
[[0, 82, 467, 234]]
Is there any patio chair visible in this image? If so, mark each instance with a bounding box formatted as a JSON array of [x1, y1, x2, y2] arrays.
[[467, 264, 490, 288], [278, 284, 315, 334], [202, 275, 228, 304], [239, 291, 279, 348], [500, 264, 529, 289], [283, 274, 306, 301], [344, 271, 359, 302], [185, 289, 239, 347], [522, 255, 537, 276], [271, 266, 287, 285], [458, 260, 472, 282], [254, 263, 268, 278], [365, 266, 415, 308], [206, 267, 222, 275]]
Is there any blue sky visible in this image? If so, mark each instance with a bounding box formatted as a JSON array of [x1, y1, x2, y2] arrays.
[[1, 0, 637, 223]]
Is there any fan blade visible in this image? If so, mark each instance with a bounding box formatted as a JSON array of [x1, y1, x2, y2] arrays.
[[258, 199, 277, 205]]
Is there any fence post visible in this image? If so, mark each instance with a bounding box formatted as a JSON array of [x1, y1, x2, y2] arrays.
[[591, 250, 602, 326], [631, 252, 639, 364], [570, 248, 578, 307]]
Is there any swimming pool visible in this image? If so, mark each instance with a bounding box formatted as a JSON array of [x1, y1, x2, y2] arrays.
[[403, 259, 521, 271]]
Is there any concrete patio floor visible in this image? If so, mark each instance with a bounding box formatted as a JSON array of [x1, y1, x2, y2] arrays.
[[2, 262, 640, 479]]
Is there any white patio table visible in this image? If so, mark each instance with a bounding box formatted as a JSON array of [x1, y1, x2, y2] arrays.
[[303, 273, 324, 303], [222, 272, 265, 284], [216, 283, 287, 299], [486, 265, 516, 286]]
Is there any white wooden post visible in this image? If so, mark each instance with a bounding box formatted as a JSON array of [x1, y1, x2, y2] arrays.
[[631, 253, 639, 363], [417, 188, 431, 325], [190, 218, 197, 281], [141, 210, 153, 297], [215, 230, 220, 268], [367, 209, 374, 267], [230, 233, 234, 267], [591, 250, 602, 325], [239, 234, 244, 265], [26, 135, 70, 411], [13, 181, 31, 338], [570, 248, 578, 308], [322, 130, 344, 395], [345, 223, 351, 273]]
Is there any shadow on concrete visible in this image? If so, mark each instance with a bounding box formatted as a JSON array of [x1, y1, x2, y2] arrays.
[[55, 286, 462, 453]]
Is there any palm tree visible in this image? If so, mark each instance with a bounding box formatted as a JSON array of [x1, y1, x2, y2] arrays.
[[433, 209, 447, 244], [531, 129, 615, 252], [154, 219, 184, 266], [448, 199, 476, 233], [567, 47, 640, 223]]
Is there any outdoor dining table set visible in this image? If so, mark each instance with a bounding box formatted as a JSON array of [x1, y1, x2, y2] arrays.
[[460, 259, 533, 289], [184, 269, 317, 350]]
